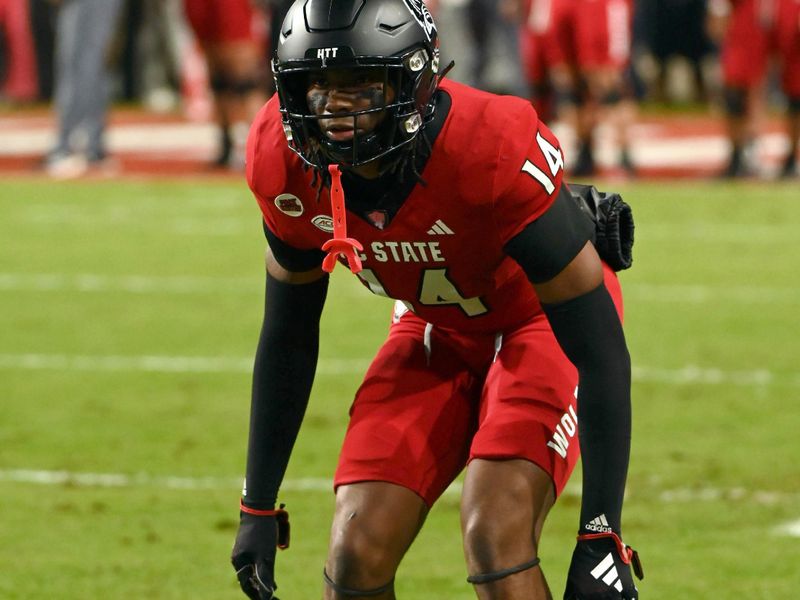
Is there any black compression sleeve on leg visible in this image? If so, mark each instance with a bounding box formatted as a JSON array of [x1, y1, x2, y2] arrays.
[[542, 284, 631, 534], [242, 272, 329, 508]]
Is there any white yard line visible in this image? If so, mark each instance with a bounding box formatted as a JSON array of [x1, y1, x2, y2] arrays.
[[0, 273, 258, 294], [2, 273, 797, 305], [774, 519, 800, 538], [3, 469, 799, 521], [658, 487, 800, 506], [632, 365, 780, 387], [625, 283, 798, 305], [0, 468, 456, 496], [0, 352, 796, 387], [0, 353, 370, 375], [641, 223, 798, 244]]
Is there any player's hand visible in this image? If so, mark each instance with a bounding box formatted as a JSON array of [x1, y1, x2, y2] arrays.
[[563, 532, 643, 600], [231, 503, 290, 600]]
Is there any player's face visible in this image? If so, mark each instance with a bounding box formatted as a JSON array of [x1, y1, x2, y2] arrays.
[[306, 68, 395, 142]]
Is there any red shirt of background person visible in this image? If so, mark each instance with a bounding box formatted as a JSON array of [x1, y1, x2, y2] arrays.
[[521, 0, 633, 72], [183, 0, 262, 43], [718, 0, 800, 96]]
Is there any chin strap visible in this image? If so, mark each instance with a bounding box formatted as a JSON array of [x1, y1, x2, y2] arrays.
[[321, 164, 364, 274]]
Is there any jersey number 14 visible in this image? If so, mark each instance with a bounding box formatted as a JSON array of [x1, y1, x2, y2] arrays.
[[521, 131, 564, 194]]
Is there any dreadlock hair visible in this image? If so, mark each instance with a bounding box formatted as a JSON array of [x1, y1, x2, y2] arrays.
[[306, 128, 433, 203]]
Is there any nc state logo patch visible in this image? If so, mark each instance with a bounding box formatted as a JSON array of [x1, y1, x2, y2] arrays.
[[274, 193, 304, 217]]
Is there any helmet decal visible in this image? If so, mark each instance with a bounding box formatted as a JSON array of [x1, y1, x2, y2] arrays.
[[402, 0, 436, 41]]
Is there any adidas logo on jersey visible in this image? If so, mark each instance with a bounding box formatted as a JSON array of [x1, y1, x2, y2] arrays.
[[585, 514, 612, 533], [590, 552, 624, 592], [427, 219, 454, 235]]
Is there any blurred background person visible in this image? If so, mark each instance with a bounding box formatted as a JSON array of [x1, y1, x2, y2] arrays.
[[518, 0, 637, 176], [28, 0, 59, 102], [0, 0, 39, 104], [634, 0, 717, 105], [708, 0, 800, 178], [44, 0, 124, 179], [264, 0, 295, 92], [182, 0, 269, 170], [463, 0, 527, 96], [517, 0, 559, 122]]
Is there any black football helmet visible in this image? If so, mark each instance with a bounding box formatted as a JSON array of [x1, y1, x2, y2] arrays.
[[273, 0, 441, 169]]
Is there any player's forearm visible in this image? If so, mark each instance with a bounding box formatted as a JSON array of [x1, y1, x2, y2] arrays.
[[542, 283, 631, 534], [242, 272, 329, 508]]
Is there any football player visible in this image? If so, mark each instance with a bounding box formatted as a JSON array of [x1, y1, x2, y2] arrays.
[[182, 0, 269, 169], [708, 0, 800, 178], [517, 0, 636, 176], [230, 0, 641, 598]]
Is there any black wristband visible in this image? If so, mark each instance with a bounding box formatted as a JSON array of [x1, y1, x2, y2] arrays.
[[542, 284, 631, 534], [243, 272, 329, 506]]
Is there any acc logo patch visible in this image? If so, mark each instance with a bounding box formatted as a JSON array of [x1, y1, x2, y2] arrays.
[[311, 215, 334, 233], [274, 193, 304, 217]]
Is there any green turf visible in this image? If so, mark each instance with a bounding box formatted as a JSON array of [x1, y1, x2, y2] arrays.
[[1, 178, 799, 598]]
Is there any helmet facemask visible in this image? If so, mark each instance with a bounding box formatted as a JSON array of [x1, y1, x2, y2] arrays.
[[274, 46, 440, 172]]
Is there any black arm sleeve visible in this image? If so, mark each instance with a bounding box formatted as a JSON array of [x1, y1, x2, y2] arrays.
[[263, 221, 325, 272], [504, 183, 595, 283], [542, 284, 631, 535], [242, 270, 329, 508]]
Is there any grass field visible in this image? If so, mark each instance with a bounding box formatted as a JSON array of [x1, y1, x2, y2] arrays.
[[1, 177, 799, 598]]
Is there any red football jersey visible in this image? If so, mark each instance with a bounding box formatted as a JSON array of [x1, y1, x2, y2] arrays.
[[246, 79, 566, 333]]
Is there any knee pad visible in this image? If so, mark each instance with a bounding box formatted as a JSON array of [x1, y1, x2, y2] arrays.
[[210, 73, 262, 96], [467, 556, 541, 585], [553, 86, 581, 110], [788, 96, 800, 115], [323, 568, 394, 597], [209, 73, 228, 93], [228, 76, 262, 96], [599, 89, 623, 106], [723, 87, 748, 117], [530, 82, 549, 101]]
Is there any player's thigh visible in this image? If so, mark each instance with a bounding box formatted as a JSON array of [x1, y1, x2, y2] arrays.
[[470, 318, 580, 498], [575, 0, 632, 71], [545, 0, 577, 68], [461, 458, 556, 548], [520, 29, 547, 87], [187, 0, 260, 47], [210, 41, 264, 78], [334, 312, 481, 508], [721, 3, 769, 88], [327, 481, 428, 580], [468, 263, 623, 495], [183, 0, 212, 43], [776, 0, 800, 97]]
